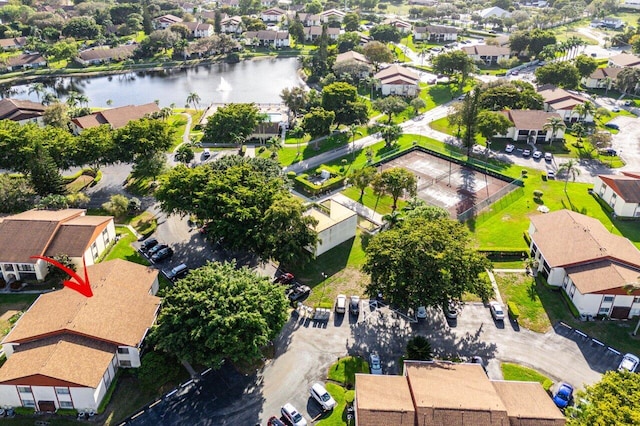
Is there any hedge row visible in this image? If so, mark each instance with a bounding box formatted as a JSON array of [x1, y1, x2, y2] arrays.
[[507, 301, 520, 320], [294, 174, 346, 197]]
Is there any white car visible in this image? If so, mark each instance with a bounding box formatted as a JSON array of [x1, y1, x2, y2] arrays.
[[547, 171, 555, 179], [522, 149, 531, 157], [416, 306, 427, 319], [489, 301, 505, 321], [612, 106, 620, 112], [369, 353, 382, 375], [335, 294, 347, 314], [310, 383, 337, 411], [281, 403, 307, 426], [532, 150, 543, 159], [505, 144, 515, 153], [544, 152, 553, 162], [618, 353, 639, 372]]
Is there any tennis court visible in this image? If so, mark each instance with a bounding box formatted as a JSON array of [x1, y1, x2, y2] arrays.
[[380, 150, 511, 218]]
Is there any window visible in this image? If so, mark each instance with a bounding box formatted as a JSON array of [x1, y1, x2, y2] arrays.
[[599, 184, 606, 196], [91, 242, 99, 259], [59, 401, 73, 409], [102, 228, 110, 245], [55, 387, 70, 395], [599, 306, 610, 314], [569, 284, 576, 298], [117, 347, 129, 354], [634, 297, 640, 304], [603, 296, 614, 303], [23, 400, 35, 407], [17, 386, 30, 393], [120, 360, 132, 367], [17, 264, 35, 272]]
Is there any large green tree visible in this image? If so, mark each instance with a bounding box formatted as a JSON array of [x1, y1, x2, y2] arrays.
[[373, 96, 408, 124], [374, 167, 417, 211], [363, 215, 492, 310], [321, 82, 365, 126], [477, 110, 512, 143], [478, 81, 544, 111], [150, 262, 289, 367], [535, 62, 580, 89], [363, 41, 394, 71], [369, 24, 401, 43], [156, 157, 318, 265], [349, 167, 377, 200], [303, 107, 335, 146], [202, 103, 261, 145], [114, 118, 174, 163], [567, 371, 640, 425], [460, 89, 481, 156], [432, 50, 475, 91], [573, 54, 598, 79]]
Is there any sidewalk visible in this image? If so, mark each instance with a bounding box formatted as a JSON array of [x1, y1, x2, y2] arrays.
[[329, 193, 385, 225]]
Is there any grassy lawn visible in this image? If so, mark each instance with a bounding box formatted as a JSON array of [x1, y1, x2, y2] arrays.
[[104, 226, 148, 265], [0, 294, 39, 340], [501, 362, 553, 390], [492, 259, 527, 269], [495, 273, 553, 333], [327, 356, 369, 387], [168, 114, 188, 150], [296, 231, 369, 307], [128, 211, 157, 238], [316, 383, 352, 426], [341, 186, 405, 216]]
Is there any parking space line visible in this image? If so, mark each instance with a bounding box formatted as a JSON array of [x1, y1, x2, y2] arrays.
[[592, 339, 604, 346], [574, 330, 588, 338], [607, 347, 621, 355]]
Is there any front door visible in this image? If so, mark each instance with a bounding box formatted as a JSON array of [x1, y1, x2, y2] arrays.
[[37, 401, 55, 412], [610, 306, 631, 319]]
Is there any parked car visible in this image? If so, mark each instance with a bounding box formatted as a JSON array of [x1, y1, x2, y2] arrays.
[[505, 144, 515, 153], [544, 152, 553, 162], [599, 148, 617, 156], [267, 417, 286, 426], [369, 353, 382, 375], [522, 149, 531, 157], [624, 100, 632, 106], [489, 301, 505, 321], [612, 106, 620, 112], [547, 171, 555, 179], [202, 148, 211, 159], [166, 263, 189, 281], [552, 382, 574, 409], [274, 272, 294, 284], [618, 353, 640, 372], [140, 237, 158, 252], [309, 383, 337, 411], [416, 306, 427, 320], [470, 355, 487, 373], [532, 150, 543, 159], [335, 294, 347, 314], [151, 247, 173, 263], [349, 296, 360, 315], [287, 285, 311, 302], [604, 122, 620, 130], [281, 403, 307, 426], [443, 302, 458, 319], [148, 243, 168, 256]]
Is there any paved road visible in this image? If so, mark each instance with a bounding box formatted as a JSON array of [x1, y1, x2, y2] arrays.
[[126, 302, 618, 425]]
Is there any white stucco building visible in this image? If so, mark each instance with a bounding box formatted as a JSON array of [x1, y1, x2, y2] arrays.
[[594, 172, 640, 218], [305, 199, 357, 256], [0, 260, 160, 413], [528, 210, 640, 319], [374, 65, 420, 97], [0, 209, 115, 283]]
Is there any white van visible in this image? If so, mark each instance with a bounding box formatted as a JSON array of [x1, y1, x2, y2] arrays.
[[310, 383, 336, 411]]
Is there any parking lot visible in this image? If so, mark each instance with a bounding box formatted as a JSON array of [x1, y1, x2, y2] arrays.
[[123, 302, 623, 425]]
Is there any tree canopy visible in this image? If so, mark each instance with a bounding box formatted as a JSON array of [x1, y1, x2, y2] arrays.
[[149, 261, 289, 367], [202, 103, 262, 144], [535, 62, 580, 89], [478, 81, 543, 111], [155, 156, 318, 265], [432, 51, 475, 90], [567, 371, 640, 425], [362, 215, 492, 310]]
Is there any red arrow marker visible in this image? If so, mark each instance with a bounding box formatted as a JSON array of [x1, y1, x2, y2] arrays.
[[30, 256, 93, 298]]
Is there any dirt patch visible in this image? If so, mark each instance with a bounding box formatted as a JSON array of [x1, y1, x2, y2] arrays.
[[0, 309, 19, 322], [66, 174, 94, 192], [307, 267, 370, 307]]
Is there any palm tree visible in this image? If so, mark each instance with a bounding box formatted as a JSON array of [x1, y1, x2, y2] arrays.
[[65, 91, 79, 108], [42, 92, 58, 106], [159, 106, 173, 121], [382, 210, 403, 229], [186, 92, 201, 111], [557, 159, 581, 193], [28, 83, 46, 101], [573, 100, 596, 123], [76, 94, 89, 108], [542, 116, 566, 145], [347, 124, 362, 160], [266, 136, 283, 159], [616, 67, 640, 95]]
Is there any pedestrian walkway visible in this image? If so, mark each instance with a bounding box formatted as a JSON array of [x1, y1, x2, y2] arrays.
[[329, 193, 385, 225], [486, 270, 503, 305]]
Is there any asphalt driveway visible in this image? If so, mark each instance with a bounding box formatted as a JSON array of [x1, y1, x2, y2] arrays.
[[124, 302, 622, 425]]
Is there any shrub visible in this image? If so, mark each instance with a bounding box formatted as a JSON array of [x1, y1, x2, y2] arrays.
[[507, 301, 520, 320], [56, 408, 78, 416], [533, 190, 543, 199], [286, 171, 297, 179], [521, 170, 528, 177], [14, 407, 35, 415], [345, 390, 355, 404], [258, 146, 266, 153]]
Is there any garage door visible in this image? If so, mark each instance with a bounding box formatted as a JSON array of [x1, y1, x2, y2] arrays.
[[610, 306, 631, 319]]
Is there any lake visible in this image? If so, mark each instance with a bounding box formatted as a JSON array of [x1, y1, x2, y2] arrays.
[[3, 57, 303, 108]]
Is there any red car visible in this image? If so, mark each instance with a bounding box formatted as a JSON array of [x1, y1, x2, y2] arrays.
[[268, 416, 286, 426], [274, 272, 294, 284]]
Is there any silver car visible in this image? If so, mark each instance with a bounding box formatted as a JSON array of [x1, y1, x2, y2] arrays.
[[489, 301, 505, 321]]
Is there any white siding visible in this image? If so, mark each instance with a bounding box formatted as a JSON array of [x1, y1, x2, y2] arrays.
[[595, 177, 640, 218], [116, 346, 142, 368], [71, 386, 101, 411], [381, 83, 418, 97], [315, 215, 358, 256], [0, 385, 21, 407], [547, 267, 565, 286]]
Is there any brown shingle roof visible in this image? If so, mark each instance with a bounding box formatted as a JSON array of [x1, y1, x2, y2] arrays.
[[589, 67, 623, 80], [0, 335, 115, 388], [609, 53, 640, 67], [0, 98, 46, 121], [501, 110, 562, 130], [355, 374, 416, 426], [44, 216, 112, 258], [72, 103, 160, 130], [3, 259, 160, 347], [335, 50, 370, 65], [0, 36, 27, 49], [538, 85, 587, 110], [565, 261, 640, 295], [6, 53, 46, 67], [530, 209, 640, 268], [406, 362, 508, 417], [374, 64, 419, 83], [598, 174, 640, 203], [78, 45, 136, 62], [462, 45, 510, 56], [0, 209, 86, 263], [492, 381, 566, 425]]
